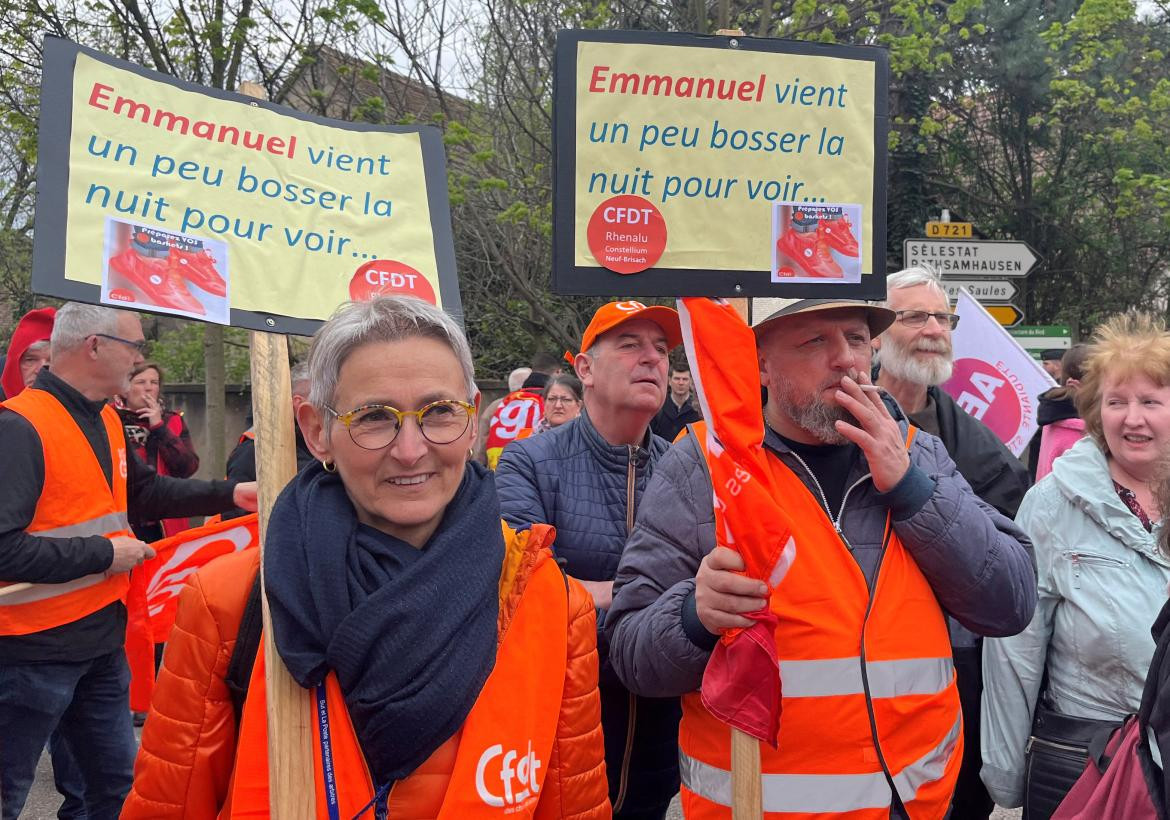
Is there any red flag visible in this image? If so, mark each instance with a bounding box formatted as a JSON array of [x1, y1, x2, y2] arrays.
[[677, 298, 801, 746], [141, 513, 260, 643]]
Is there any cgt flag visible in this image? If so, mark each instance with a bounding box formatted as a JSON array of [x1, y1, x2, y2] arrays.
[[124, 513, 258, 712], [942, 289, 1056, 456], [142, 512, 260, 643], [677, 297, 798, 745]]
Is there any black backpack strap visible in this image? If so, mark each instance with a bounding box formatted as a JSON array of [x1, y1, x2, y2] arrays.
[[225, 569, 265, 730]]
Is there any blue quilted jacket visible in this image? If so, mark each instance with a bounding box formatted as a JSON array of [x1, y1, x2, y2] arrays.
[[496, 408, 670, 583]]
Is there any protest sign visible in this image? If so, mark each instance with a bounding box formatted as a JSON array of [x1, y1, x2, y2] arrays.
[[33, 37, 460, 334], [553, 30, 888, 298], [942, 289, 1057, 456]]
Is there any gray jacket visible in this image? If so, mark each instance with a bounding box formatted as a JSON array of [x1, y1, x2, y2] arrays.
[[605, 420, 1037, 700], [980, 436, 1170, 807]]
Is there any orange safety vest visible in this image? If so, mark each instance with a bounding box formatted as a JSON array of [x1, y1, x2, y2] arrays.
[[485, 390, 543, 470], [0, 388, 132, 635], [680, 429, 962, 820], [225, 543, 568, 819]]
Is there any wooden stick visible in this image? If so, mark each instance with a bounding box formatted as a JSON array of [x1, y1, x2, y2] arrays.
[[236, 77, 313, 820], [251, 330, 312, 820], [724, 295, 764, 818], [731, 728, 763, 819]]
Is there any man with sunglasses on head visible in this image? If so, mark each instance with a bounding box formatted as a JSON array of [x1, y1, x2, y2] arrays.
[[873, 267, 1031, 820], [0, 302, 257, 820]]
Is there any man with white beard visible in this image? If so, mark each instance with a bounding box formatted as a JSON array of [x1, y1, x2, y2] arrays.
[[874, 266, 1031, 820]]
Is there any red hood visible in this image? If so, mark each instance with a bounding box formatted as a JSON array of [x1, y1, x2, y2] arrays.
[[2, 307, 56, 399]]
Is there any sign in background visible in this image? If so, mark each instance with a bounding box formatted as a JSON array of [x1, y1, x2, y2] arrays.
[[942, 290, 1056, 456], [904, 238, 1039, 277], [1010, 325, 1073, 360], [34, 38, 461, 334], [554, 30, 889, 298], [925, 221, 972, 238]]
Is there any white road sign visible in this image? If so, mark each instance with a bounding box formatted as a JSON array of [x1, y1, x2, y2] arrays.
[[904, 239, 1040, 277], [941, 279, 1018, 302]]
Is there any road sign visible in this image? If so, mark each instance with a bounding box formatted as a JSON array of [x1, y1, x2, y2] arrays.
[[986, 304, 1024, 327], [1009, 325, 1072, 359], [904, 239, 1040, 277], [1010, 324, 1071, 337], [941, 279, 1018, 302], [925, 221, 973, 238]]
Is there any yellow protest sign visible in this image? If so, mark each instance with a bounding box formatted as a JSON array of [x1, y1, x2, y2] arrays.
[[34, 38, 460, 333], [553, 31, 888, 298]]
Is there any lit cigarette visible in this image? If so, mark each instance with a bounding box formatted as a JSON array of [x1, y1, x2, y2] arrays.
[[858, 384, 884, 393]]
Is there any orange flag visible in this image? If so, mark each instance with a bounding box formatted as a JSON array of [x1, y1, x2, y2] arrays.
[[124, 514, 260, 711], [141, 513, 259, 643], [678, 297, 799, 746]]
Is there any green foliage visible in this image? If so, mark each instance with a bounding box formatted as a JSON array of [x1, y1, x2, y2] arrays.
[[145, 320, 253, 384]]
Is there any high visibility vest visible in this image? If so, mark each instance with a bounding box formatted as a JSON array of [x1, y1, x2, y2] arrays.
[[680, 429, 963, 820], [485, 390, 543, 469], [225, 538, 569, 819], [0, 388, 131, 635]]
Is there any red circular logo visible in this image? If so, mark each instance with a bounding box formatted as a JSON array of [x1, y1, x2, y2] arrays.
[[586, 195, 667, 275], [349, 261, 436, 305], [942, 358, 1022, 442]]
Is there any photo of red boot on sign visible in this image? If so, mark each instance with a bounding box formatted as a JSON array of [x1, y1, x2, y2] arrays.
[[102, 218, 231, 323], [771, 202, 862, 284]]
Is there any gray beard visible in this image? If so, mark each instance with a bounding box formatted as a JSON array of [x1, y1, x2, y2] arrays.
[[772, 373, 861, 445], [875, 338, 954, 386]]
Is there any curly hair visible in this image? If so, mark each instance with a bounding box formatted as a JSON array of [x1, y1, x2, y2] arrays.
[[1076, 312, 1170, 453]]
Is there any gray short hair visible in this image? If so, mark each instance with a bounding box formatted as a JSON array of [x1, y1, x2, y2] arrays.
[[307, 297, 476, 428], [26, 340, 50, 354], [51, 302, 123, 354], [507, 367, 531, 392], [882, 265, 947, 306]]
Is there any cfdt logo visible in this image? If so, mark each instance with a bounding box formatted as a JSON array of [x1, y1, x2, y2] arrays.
[[475, 741, 542, 810]]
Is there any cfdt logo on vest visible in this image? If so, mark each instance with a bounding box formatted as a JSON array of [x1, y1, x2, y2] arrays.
[[475, 741, 542, 811]]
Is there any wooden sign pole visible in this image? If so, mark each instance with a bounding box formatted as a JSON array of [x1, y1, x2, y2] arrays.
[[237, 80, 314, 820], [725, 293, 763, 820]]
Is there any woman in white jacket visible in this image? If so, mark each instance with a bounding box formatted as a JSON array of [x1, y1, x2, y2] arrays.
[[981, 312, 1170, 818]]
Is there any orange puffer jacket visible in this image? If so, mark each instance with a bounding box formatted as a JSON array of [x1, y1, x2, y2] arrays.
[[121, 525, 609, 819]]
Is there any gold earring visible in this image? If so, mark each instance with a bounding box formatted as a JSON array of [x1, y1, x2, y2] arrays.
[[321, 460, 337, 473], [467, 447, 475, 461]]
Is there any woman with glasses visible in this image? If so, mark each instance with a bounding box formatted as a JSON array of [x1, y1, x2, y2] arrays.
[[538, 373, 583, 432], [982, 313, 1170, 818], [122, 296, 609, 819]]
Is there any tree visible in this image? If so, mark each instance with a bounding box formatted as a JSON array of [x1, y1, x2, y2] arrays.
[[922, 0, 1170, 332]]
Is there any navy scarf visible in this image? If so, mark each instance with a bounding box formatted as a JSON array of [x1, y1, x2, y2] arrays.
[[264, 460, 504, 785]]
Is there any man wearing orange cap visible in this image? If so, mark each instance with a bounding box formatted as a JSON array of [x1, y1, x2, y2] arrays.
[[497, 299, 684, 820]]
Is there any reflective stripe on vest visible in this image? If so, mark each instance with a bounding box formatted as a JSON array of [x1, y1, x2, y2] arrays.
[[227, 524, 569, 819], [779, 656, 954, 699], [0, 389, 130, 634], [680, 714, 962, 813]]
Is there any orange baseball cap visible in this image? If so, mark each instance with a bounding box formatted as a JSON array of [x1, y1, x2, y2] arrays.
[[577, 300, 683, 356]]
